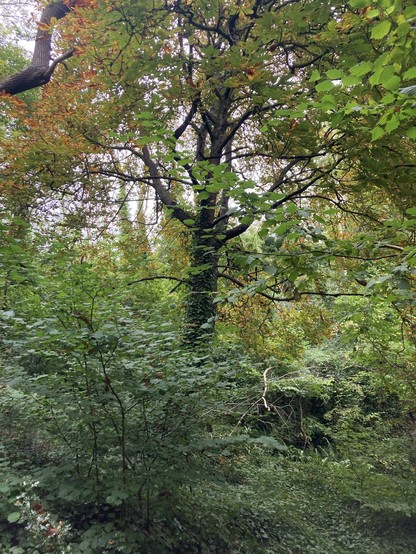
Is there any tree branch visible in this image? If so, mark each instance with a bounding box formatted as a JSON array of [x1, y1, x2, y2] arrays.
[[218, 272, 366, 301], [0, 1, 77, 95], [220, 153, 346, 243], [174, 97, 200, 139], [141, 146, 194, 224], [128, 275, 189, 286], [218, 273, 279, 301]]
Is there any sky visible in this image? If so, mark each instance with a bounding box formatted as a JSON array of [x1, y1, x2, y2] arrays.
[[0, 0, 38, 52]]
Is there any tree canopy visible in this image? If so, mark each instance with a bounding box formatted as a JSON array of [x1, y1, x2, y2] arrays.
[[1, 0, 415, 338]]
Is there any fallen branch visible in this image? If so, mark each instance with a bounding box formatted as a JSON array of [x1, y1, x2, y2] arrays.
[[261, 367, 272, 411]]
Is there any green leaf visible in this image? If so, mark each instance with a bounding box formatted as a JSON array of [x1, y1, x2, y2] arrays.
[[384, 75, 401, 91], [252, 436, 287, 451], [330, 112, 344, 126], [406, 127, 416, 139], [7, 512, 21, 523], [309, 70, 321, 82], [326, 69, 344, 79], [403, 6, 416, 19], [371, 126, 385, 141], [396, 22, 410, 38], [385, 114, 400, 133], [366, 8, 380, 19], [378, 0, 394, 8], [342, 75, 361, 87], [381, 92, 396, 105], [316, 80, 334, 92], [371, 20, 392, 40], [320, 94, 337, 109], [350, 62, 373, 76], [348, 0, 369, 7], [403, 67, 416, 80]]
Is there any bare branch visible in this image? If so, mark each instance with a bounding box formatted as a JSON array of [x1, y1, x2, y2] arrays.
[[128, 275, 189, 286], [141, 146, 194, 224]]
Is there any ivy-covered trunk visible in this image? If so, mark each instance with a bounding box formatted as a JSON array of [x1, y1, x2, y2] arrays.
[[185, 212, 220, 342]]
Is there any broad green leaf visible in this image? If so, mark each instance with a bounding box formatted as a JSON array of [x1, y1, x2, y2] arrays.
[[348, 0, 369, 7], [326, 69, 344, 79], [320, 94, 337, 109], [381, 92, 396, 104], [350, 62, 373, 76], [385, 114, 400, 133], [403, 68, 416, 80], [330, 112, 344, 126], [309, 70, 321, 82], [371, 20, 392, 40], [396, 22, 410, 38], [7, 512, 21, 523], [366, 9, 380, 19], [342, 75, 361, 87], [371, 126, 385, 141], [406, 127, 416, 139], [316, 80, 334, 92], [384, 75, 401, 91], [403, 6, 416, 19], [370, 65, 395, 86]]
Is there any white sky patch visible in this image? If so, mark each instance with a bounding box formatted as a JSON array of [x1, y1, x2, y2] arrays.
[[0, 0, 38, 52]]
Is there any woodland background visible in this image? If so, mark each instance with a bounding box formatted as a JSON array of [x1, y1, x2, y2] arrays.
[[0, 0, 415, 552]]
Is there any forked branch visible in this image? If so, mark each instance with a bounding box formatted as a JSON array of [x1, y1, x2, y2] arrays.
[[0, 1, 77, 95]]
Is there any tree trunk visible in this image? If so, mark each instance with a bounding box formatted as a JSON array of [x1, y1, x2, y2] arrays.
[[184, 219, 220, 342]]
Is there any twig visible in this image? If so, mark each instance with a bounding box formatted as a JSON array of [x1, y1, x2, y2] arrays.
[[127, 275, 189, 286]]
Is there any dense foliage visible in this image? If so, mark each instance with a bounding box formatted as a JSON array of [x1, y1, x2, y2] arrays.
[[0, 0, 415, 552]]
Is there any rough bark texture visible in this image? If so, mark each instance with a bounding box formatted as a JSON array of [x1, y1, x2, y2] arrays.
[[0, 1, 76, 95]]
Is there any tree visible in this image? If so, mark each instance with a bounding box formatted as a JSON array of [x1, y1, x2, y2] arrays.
[[1, 0, 415, 341], [1, 4, 416, 551]]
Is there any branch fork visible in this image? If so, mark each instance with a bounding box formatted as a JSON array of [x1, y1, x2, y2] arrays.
[[0, 1, 78, 95]]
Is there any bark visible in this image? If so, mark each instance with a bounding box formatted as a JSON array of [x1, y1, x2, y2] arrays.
[[0, 1, 76, 95]]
